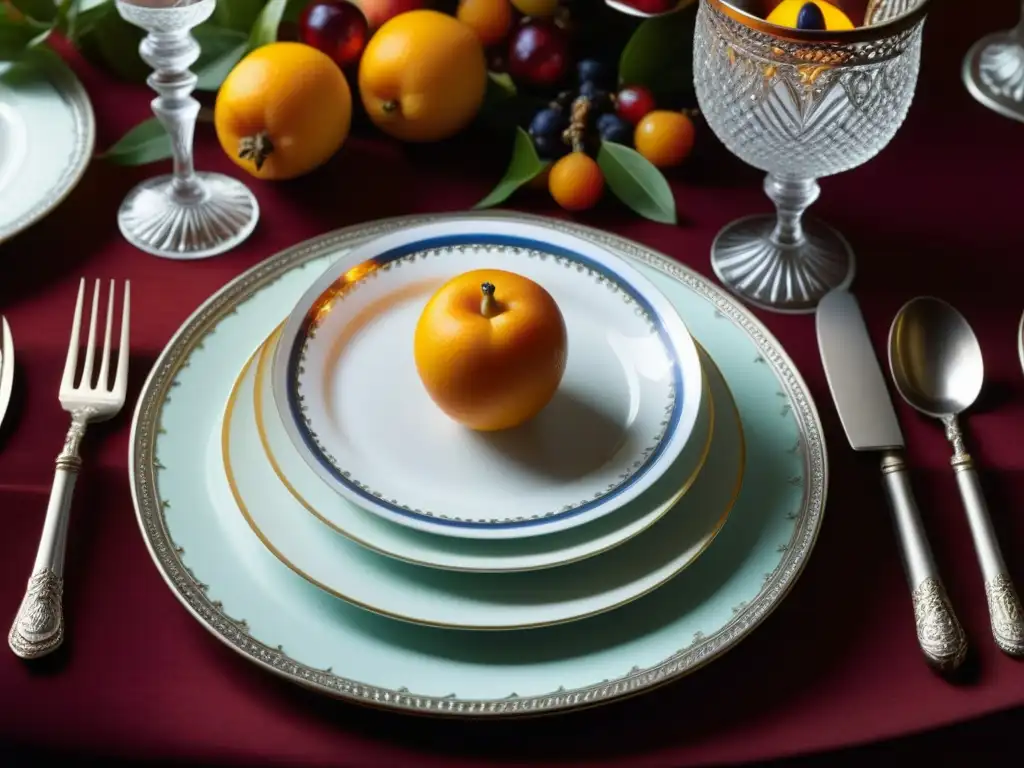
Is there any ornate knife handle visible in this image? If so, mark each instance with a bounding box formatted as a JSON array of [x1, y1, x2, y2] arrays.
[[943, 416, 1024, 656], [8, 412, 90, 660], [880, 451, 968, 672]]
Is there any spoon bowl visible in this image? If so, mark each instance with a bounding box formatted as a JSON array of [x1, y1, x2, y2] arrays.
[[887, 296, 984, 419]]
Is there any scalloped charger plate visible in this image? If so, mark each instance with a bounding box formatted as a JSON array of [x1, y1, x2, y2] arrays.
[[270, 221, 705, 540], [130, 212, 827, 717]]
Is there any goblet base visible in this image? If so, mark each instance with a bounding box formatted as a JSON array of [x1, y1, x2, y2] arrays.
[[710, 215, 855, 314], [117, 172, 259, 260]]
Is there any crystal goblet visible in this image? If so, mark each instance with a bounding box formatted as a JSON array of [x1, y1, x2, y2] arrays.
[[114, 0, 259, 260], [962, 1, 1024, 123], [693, 0, 932, 313]]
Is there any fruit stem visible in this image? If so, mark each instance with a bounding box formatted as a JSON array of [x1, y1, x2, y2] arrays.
[[562, 96, 590, 154], [382, 100, 399, 114], [480, 282, 500, 318], [238, 130, 274, 171]]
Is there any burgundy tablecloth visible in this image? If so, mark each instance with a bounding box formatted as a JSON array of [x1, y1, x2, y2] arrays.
[[3, 1, 1024, 764]]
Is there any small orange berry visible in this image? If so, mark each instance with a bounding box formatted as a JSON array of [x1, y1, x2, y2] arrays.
[[634, 111, 695, 168], [548, 152, 604, 211], [457, 0, 514, 47]]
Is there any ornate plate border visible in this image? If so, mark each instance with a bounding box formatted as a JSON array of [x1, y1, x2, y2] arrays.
[[129, 211, 828, 718], [0, 54, 96, 245]]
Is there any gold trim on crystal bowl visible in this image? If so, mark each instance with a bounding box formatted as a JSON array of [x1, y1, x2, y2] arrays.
[[706, 0, 933, 44]]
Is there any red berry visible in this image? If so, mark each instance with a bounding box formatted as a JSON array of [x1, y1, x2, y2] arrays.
[[623, 0, 676, 12], [299, 0, 368, 70], [508, 22, 570, 87], [616, 85, 656, 125]]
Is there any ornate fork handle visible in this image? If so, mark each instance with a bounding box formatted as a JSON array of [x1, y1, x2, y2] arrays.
[[8, 408, 95, 660]]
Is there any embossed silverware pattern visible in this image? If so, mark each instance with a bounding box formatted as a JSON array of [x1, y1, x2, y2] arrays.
[[889, 297, 1024, 657], [0, 317, 14, 433], [817, 289, 967, 672], [8, 279, 130, 660]]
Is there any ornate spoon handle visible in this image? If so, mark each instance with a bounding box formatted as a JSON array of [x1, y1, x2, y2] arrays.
[[8, 413, 89, 659], [944, 416, 1024, 656]]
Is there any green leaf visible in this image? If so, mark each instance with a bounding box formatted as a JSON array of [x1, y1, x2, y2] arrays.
[[248, 0, 287, 50], [618, 1, 697, 104], [99, 117, 173, 166], [597, 140, 677, 224], [193, 25, 248, 90], [0, 16, 39, 60], [474, 127, 548, 209], [10, 0, 57, 23], [211, 0, 265, 33]]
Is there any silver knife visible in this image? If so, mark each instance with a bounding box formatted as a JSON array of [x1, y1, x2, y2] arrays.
[[817, 289, 967, 672], [0, 317, 13, 432]]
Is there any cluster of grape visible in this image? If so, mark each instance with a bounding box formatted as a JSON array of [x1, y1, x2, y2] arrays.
[[526, 59, 656, 160]]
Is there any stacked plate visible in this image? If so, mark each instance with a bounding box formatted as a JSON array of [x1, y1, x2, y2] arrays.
[[130, 213, 828, 716]]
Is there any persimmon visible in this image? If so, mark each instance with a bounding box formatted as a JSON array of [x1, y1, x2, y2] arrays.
[[214, 42, 352, 181]]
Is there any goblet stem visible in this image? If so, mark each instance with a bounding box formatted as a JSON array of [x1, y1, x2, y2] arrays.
[[765, 175, 818, 248], [114, 0, 259, 260], [709, 172, 855, 314], [142, 31, 202, 203]]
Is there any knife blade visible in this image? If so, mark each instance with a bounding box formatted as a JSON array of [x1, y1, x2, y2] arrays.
[[0, 316, 12, 433], [817, 289, 967, 672]]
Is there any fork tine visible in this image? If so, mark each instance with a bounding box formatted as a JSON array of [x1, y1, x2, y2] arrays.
[[79, 280, 101, 390], [114, 281, 130, 398], [60, 279, 85, 391], [97, 279, 115, 391]]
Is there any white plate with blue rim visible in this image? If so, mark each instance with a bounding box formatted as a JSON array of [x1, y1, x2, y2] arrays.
[[226, 339, 741, 630], [0, 54, 94, 245], [270, 220, 705, 540], [129, 212, 827, 716], [252, 324, 716, 573]]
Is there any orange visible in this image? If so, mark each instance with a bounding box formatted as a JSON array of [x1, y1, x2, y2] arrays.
[[765, 0, 855, 30], [634, 111, 695, 169], [358, 10, 488, 142], [214, 42, 352, 181], [548, 152, 604, 211], [457, 0, 513, 46], [413, 269, 568, 431]]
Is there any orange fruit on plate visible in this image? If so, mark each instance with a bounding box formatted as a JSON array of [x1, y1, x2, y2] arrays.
[[548, 152, 604, 211], [413, 269, 568, 431], [358, 10, 488, 142], [634, 110, 695, 168], [457, 0, 514, 46], [214, 42, 352, 180]]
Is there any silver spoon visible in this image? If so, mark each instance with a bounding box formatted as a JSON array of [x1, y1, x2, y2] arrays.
[[889, 296, 1024, 657], [962, 1, 1024, 124]]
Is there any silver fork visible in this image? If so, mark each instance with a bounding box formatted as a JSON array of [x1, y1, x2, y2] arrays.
[[8, 279, 130, 660]]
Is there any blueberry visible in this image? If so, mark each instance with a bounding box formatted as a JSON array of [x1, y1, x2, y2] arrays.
[[796, 2, 826, 30], [533, 134, 567, 159], [529, 107, 567, 140], [577, 59, 612, 88], [597, 113, 632, 145]]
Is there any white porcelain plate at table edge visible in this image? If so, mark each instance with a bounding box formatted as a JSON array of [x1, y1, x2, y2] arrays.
[[130, 211, 827, 718], [254, 322, 716, 573], [0, 55, 94, 245], [270, 220, 705, 540], [228, 338, 742, 631]]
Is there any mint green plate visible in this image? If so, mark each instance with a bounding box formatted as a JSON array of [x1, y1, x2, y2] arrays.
[[129, 212, 827, 717]]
